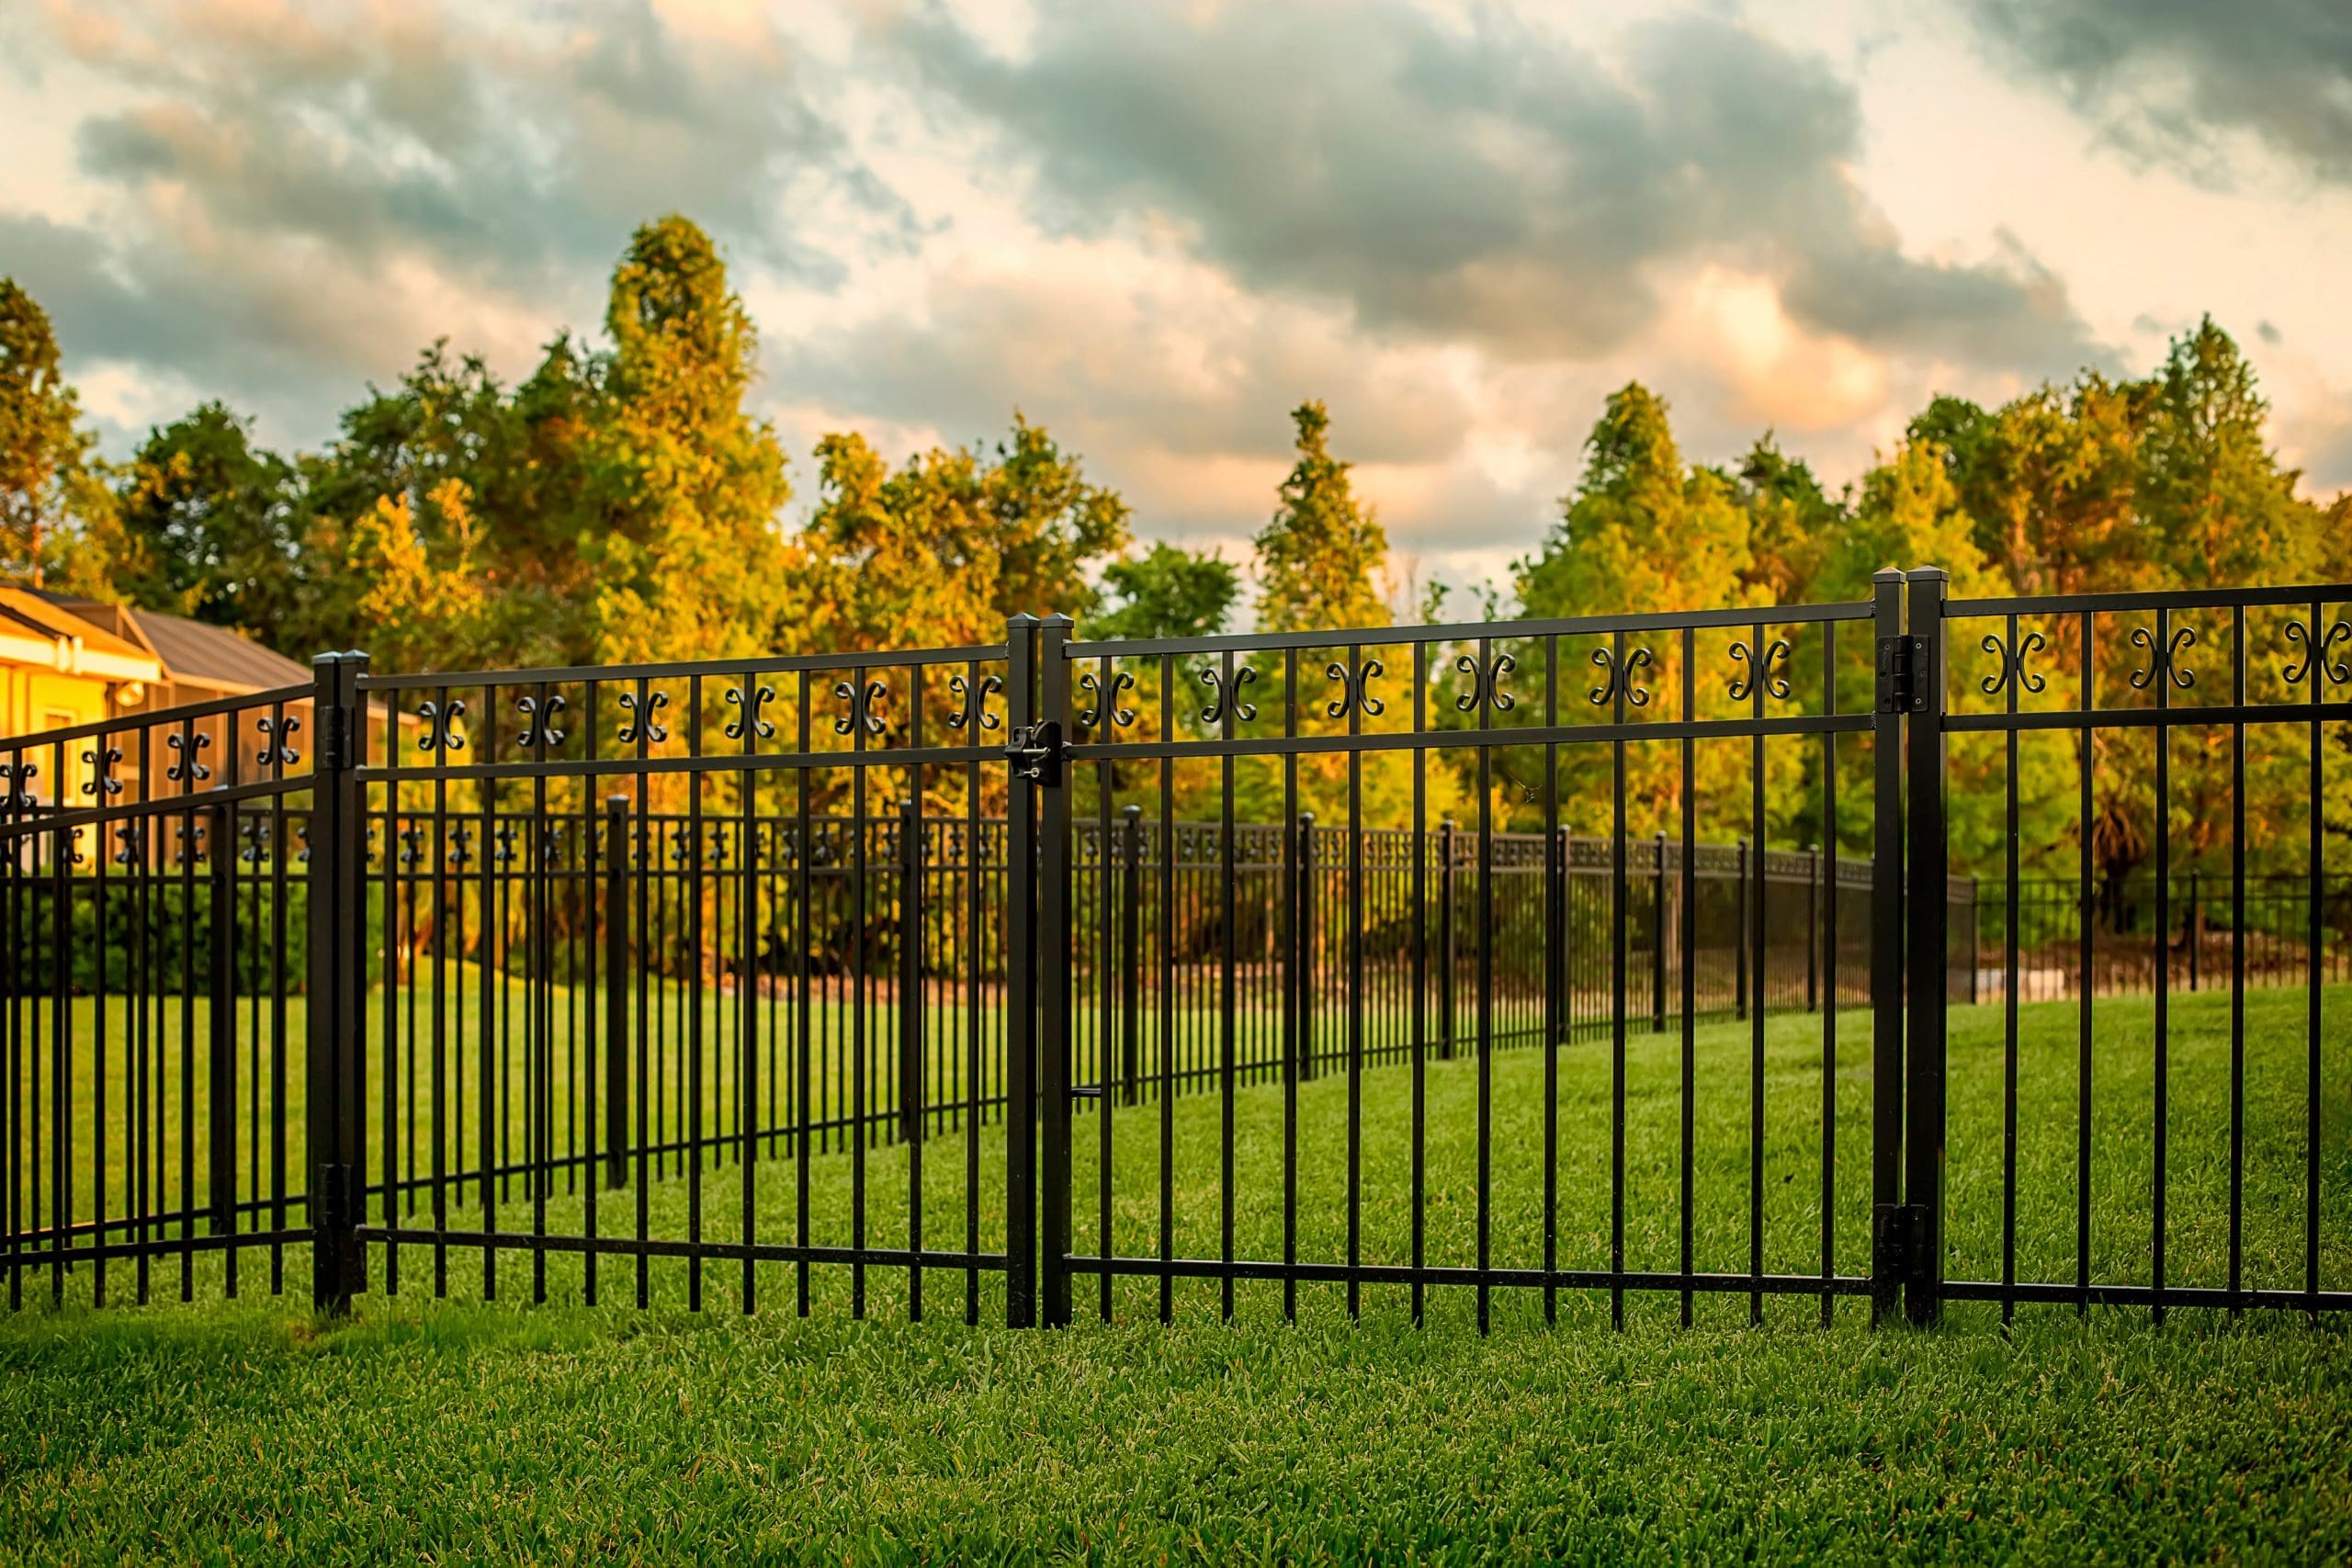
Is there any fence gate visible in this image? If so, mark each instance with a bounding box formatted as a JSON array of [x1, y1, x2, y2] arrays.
[[1020, 572, 1938, 1328], [6, 570, 2345, 1327]]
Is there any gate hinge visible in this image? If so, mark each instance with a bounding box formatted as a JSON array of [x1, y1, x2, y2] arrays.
[[318, 703, 356, 771], [1006, 720, 1062, 787], [1876, 637, 1928, 716], [1873, 1202, 1929, 1284]]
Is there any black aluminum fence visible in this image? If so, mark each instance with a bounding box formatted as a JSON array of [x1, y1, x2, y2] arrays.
[[1957, 873, 2352, 1004], [4, 569, 2347, 1331]]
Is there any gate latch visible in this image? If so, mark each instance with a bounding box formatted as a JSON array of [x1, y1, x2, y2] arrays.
[[1006, 720, 1062, 787], [1876, 637, 1927, 716]]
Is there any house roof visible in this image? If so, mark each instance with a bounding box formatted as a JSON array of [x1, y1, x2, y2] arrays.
[[34, 593, 310, 694], [0, 588, 164, 682]]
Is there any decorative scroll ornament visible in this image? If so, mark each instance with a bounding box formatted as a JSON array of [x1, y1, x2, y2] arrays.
[[164, 729, 212, 783], [616, 689, 668, 746], [397, 822, 425, 868], [833, 678, 888, 738], [239, 817, 267, 865], [2127, 624, 2198, 692], [492, 822, 517, 867], [112, 822, 142, 866], [1324, 658, 1386, 720], [1979, 628, 2049, 697], [1079, 667, 1138, 730], [175, 819, 205, 867], [946, 672, 1003, 733], [416, 698, 468, 752], [67, 825, 87, 867], [446, 821, 473, 869], [724, 682, 777, 742], [2282, 615, 2352, 687], [1726, 633, 1792, 704], [80, 745, 124, 797], [256, 714, 300, 768], [1, 761, 38, 811], [1453, 649, 1517, 715], [295, 823, 311, 866], [1587, 645, 1654, 708], [1197, 664, 1260, 727], [516, 692, 568, 750]]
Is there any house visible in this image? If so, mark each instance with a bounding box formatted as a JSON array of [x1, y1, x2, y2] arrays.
[[0, 587, 165, 801], [1, 592, 314, 807]]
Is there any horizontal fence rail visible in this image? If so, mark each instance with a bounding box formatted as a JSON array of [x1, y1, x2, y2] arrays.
[[3, 572, 2346, 1333]]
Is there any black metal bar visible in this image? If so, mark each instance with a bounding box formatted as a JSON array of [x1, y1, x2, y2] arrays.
[[306, 650, 368, 1315], [1004, 616, 1039, 1329], [1870, 569, 1905, 1325], [2230, 605, 2246, 1314], [1905, 568, 1950, 1326], [207, 799, 236, 1235], [604, 796, 628, 1190], [2154, 605, 2171, 1326], [1038, 615, 1074, 1329]]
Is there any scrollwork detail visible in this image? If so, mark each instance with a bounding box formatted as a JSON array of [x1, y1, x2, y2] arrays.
[[2128, 624, 2198, 692], [1979, 628, 2049, 698]]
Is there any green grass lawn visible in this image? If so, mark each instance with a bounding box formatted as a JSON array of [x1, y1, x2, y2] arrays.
[[3, 988, 2348, 1561]]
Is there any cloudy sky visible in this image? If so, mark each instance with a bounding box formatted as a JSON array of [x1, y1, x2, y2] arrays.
[[6, 0, 2351, 596]]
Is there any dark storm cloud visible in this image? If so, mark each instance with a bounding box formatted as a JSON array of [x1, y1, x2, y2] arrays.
[[1968, 0, 2352, 187], [896, 2, 2102, 376]]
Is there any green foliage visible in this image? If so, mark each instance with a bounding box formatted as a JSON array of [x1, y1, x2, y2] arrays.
[[1255, 400, 1390, 633], [0, 278, 115, 593], [798, 413, 1129, 653], [1093, 541, 1240, 640], [107, 403, 302, 626]]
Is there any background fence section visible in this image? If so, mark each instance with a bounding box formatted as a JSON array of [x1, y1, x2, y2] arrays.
[[1, 680, 317, 1310]]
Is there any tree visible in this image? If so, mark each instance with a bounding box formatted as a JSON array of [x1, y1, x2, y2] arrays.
[[588, 215, 796, 669], [1093, 542, 1240, 641], [797, 414, 1130, 653], [0, 278, 112, 592], [109, 402, 300, 624], [1254, 401, 1389, 632]]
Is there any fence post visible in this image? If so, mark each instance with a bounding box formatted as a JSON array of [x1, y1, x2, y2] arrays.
[[604, 795, 629, 1190], [1121, 804, 1142, 1107], [1903, 567, 1951, 1326], [1653, 830, 1668, 1032], [1735, 836, 1750, 1021], [1003, 614, 1039, 1327], [1298, 812, 1317, 1082], [899, 796, 925, 1147], [305, 649, 368, 1315], [1869, 568, 1907, 1325], [1439, 817, 1457, 1061], [208, 798, 237, 1233], [1035, 615, 1074, 1329]]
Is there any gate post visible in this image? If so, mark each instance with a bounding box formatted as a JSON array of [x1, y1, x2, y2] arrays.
[[1868, 569, 1907, 1325], [1003, 615, 1039, 1327], [1903, 568, 1951, 1325], [305, 649, 368, 1315], [1035, 615, 1074, 1329]]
